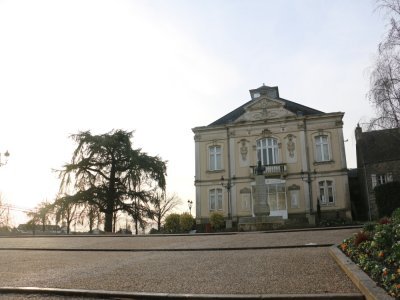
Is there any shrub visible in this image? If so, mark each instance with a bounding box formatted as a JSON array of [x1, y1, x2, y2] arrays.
[[180, 213, 194, 232], [374, 181, 400, 217], [392, 207, 400, 223], [339, 213, 400, 298], [164, 213, 181, 233], [149, 228, 159, 234], [354, 231, 371, 247], [209, 212, 225, 231]]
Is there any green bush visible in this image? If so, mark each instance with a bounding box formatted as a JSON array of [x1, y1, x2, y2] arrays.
[[374, 181, 400, 217], [180, 213, 194, 232], [164, 213, 181, 233], [209, 211, 225, 231], [392, 207, 400, 223]]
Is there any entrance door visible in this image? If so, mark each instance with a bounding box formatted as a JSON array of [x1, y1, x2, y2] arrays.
[[266, 180, 288, 219]]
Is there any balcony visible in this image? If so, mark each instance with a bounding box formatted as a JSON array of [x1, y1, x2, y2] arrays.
[[250, 163, 287, 177]]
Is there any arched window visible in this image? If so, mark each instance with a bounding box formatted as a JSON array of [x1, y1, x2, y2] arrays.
[[257, 138, 279, 165]]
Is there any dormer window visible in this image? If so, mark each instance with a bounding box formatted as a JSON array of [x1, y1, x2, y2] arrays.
[[253, 92, 260, 99]]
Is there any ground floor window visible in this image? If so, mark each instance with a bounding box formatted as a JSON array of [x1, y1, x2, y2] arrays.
[[209, 188, 223, 211], [371, 173, 393, 188], [319, 180, 334, 205]]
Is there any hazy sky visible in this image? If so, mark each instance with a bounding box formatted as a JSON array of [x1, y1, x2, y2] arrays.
[[0, 0, 386, 224]]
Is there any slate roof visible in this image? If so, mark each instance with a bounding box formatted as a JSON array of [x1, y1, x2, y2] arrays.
[[358, 128, 400, 163], [208, 87, 324, 126]]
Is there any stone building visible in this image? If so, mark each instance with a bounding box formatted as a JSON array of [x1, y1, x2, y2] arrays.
[[355, 125, 400, 219], [192, 85, 352, 228]]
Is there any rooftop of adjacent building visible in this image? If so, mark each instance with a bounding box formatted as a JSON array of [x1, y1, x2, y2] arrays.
[[355, 125, 400, 163], [208, 84, 325, 126]]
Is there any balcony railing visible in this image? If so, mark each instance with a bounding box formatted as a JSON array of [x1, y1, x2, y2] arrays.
[[250, 163, 287, 177]]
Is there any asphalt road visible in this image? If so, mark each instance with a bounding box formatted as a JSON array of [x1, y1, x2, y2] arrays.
[[0, 228, 361, 297]]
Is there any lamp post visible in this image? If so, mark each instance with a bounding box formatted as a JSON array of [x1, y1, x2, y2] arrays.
[[0, 151, 10, 167], [187, 200, 193, 215], [301, 169, 317, 220], [220, 176, 234, 220]]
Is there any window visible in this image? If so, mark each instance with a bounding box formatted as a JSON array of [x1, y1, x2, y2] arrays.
[[319, 180, 334, 205], [315, 135, 330, 162], [290, 190, 299, 208], [209, 146, 221, 171], [257, 138, 279, 165], [371, 173, 393, 188], [209, 188, 223, 211]]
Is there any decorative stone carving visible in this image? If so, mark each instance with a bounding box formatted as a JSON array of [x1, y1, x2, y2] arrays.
[[285, 134, 297, 164], [287, 136, 295, 158], [240, 187, 251, 194], [239, 140, 248, 161], [261, 128, 272, 137], [288, 184, 300, 191]]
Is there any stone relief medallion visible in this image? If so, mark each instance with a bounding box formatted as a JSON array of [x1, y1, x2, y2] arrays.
[[287, 136, 295, 158], [238, 139, 250, 166], [240, 141, 248, 161], [285, 134, 297, 163]]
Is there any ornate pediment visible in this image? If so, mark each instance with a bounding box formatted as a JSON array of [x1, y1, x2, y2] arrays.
[[235, 97, 295, 123]]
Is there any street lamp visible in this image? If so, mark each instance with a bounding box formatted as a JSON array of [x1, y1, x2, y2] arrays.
[[300, 168, 317, 216], [187, 200, 193, 215], [0, 150, 10, 167], [220, 176, 234, 219]]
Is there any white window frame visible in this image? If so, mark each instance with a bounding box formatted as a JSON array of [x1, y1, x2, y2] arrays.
[[314, 135, 331, 162], [256, 137, 279, 165], [208, 145, 222, 171], [371, 173, 393, 189], [318, 180, 335, 205], [209, 188, 223, 211]]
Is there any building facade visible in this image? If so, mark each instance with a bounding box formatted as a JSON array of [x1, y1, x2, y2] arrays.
[[192, 85, 352, 226], [355, 125, 400, 220]]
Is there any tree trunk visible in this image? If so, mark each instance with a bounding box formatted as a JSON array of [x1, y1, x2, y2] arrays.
[[104, 209, 113, 233]]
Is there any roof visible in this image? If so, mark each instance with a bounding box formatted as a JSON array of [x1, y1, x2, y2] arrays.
[[208, 85, 324, 126], [357, 127, 400, 163]]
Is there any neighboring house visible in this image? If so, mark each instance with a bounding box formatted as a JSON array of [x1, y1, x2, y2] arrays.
[[192, 85, 352, 227], [355, 125, 400, 220]]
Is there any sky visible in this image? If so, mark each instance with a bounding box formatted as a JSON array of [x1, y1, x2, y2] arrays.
[[0, 0, 387, 225]]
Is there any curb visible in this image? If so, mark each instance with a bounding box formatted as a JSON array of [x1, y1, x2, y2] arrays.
[[0, 287, 365, 299], [0, 225, 362, 238], [329, 246, 393, 300], [0, 244, 334, 252]]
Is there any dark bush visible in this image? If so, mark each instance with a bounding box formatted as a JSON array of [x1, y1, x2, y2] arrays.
[[374, 181, 400, 217]]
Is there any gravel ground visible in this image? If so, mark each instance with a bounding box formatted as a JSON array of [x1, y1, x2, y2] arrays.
[[0, 229, 362, 297], [0, 248, 359, 295]]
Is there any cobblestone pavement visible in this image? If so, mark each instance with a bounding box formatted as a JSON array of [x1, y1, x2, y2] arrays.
[[0, 228, 361, 297]]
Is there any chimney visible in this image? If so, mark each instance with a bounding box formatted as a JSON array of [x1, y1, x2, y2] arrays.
[[355, 123, 362, 141]]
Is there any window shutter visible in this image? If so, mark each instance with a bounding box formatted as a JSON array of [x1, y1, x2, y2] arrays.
[[371, 174, 377, 189], [387, 173, 393, 182]]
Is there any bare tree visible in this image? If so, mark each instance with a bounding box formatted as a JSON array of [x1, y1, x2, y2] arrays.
[[369, 0, 400, 129], [26, 200, 54, 232], [150, 190, 182, 231], [0, 194, 12, 230], [54, 198, 80, 234]]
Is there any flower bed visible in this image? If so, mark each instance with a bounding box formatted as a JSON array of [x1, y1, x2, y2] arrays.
[[340, 209, 400, 298]]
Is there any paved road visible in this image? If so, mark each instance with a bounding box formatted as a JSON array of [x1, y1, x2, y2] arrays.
[[0, 228, 361, 297]]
